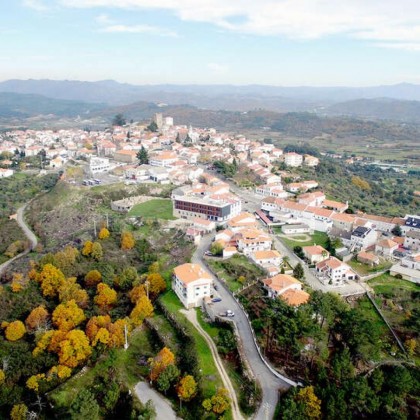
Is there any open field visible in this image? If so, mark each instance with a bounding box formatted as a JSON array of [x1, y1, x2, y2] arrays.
[[128, 199, 175, 220], [348, 259, 392, 276], [368, 273, 420, 295], [277, 230, 329, 250]]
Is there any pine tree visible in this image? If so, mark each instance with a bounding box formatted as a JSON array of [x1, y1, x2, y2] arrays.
[[137, 146, 149, 165]]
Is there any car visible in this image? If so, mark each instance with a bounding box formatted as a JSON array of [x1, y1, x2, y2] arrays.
[[225, 310, 235, 317], [204, 251, 213, 256], [213, 284, 218, 291], [212, 297, 222, 303]]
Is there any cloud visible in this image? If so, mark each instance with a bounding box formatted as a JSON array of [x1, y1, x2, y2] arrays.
[[207, 62, 229, 74], [99, 24, 177, 37], [58, 0, 420, 47], [23, 0, 50, 12]]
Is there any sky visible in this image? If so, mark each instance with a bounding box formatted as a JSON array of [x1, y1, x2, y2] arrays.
[[1, 0, 420, 86]]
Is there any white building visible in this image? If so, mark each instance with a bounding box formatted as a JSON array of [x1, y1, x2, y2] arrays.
[[404, 230, 420, 251], [237, 229, 272, 256], [172, 263, 213, 308], [89, 157, 111, 174], [284, 152, 303, 167], [0, 168, 14, 178], [350, 226, 378, 251], [316, 257, 357, 286]]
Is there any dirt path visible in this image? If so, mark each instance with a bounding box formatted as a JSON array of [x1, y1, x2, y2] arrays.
[[180, 309, 244, 420]]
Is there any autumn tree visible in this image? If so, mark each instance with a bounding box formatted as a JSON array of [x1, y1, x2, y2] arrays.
[[147, 272, 166, 297], [129, 284, 146, 304], [0, 368, 5, 384], [58, 329, 92, 368], [25, 305, 49, 331], [115, 266, 139, 290], [177, 375, 198, 404], [85, 270, 102, 287], [121, 231, 135, 250], [5, 320, 26, 341], [296, 386, 321, 419], [82, 240, 93, 256], [91, 242, 103, 261], [149, 347, 175, 382], [98, 227, 110, 240], [35, 263, 65, 297], [94, 283, 118, 312], [53, 246, 79, 274], [203, 388, 230, 414], [130, 295, 153, 326], [10, 404, 28, 420], [58, 277, 89, 308], [85, 315, 126, 348], [157, 364, 180, 394], [52, 300, 85, 331]]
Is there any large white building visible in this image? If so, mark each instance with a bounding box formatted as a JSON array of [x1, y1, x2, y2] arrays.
[[172, 263, 213, 308], [89, 157, 111, 174], [284, 152, 303, 167]]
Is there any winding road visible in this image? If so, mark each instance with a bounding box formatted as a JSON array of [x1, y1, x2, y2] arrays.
[[0, 203, 38, 277], [193, 236, 294, 420]]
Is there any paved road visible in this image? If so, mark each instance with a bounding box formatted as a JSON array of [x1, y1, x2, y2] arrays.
[[193, 236, 293, 420], [134, 382, 177, 420], [0, 203, 38, 277], [181, 309, 244, 420]]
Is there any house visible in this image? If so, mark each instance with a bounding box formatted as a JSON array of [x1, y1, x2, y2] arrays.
[[237, 229, 272, 256], [172, 263, 213, 308], [262, 274, 309, 306], [390, 253, 420, 283], [255, 184, 288, 199], [297, 191, 326, 207], [331, 213, 355, 232], [401, 216, 420, 235], [0, 168, 14, 178], [316, 257, 357, 286], [404, 230, 420, 251], [350, 226, 378, 251], [322, 199, 348, 213], [304, 155, 319, 167], [301, 207, 334, 233], [375, 238, 399, 258], [193, 218, 216, 232], [250, 250, 282, 267], [227, 212, 258, 231], [114, 150, 138, 163], [89, 157, 111, 174], [149, 151, 178, 167], [357, 251, 380, 266], [148, 166, 170, 183], [282, 223, 311, 235], [223, 246, 238, 259], [186, 228, 203, 245], [49, 156, 65, 168], [302, 245, 330, 264], [284, 152, 303, 167]]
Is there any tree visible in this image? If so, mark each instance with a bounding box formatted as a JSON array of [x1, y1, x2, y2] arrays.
[[149, 347, 175, 382], [58, 329, 92, 368], [131, 295, 154, 326], [112, 113, 126, 127], [147, 121, 158, 132], [58, 277, 89, 308], [137, 146, 149, 165], [91, 242, 103, 261], [82, 240, 93, 256], [25, 305, 49, 331], [404, 338, 417, 357], [293, 246, 304, 259], [10, 404, 28, 420], [147, 273, 166, 297], [52, 300, 85, 331], [391, 225, 402, 236], [157, 364, 180, 394], [121, 231, 135, 250], [177, 375, 197, 404], [5, 320, 26, 341], [210, 241, 224, 256], [35, 263, 66, 298], [94, 283, 117, 312], [70, 389, 100, 420], [129, 284, 146, 304], [293, 263, 305, 280], [85, 270, 102, 287], [0, 368, 5, 385], [203, 388, 229, 414], [296, 386, 321, 419], [98, 227, 110, 240]]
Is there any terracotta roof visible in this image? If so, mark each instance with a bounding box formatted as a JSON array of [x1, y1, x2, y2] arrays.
[[173, 263, 212, 284], [377, 239, 398, 248], [323, 199, 347, 209], [303, 245, 328, 256], [331, 213, 355, 223], [280, 289, 310, 306], [317, 257, 343, 270], [263, 274, 301, 292], [253, 250, 281, 260], [358, 251, 378, 261]]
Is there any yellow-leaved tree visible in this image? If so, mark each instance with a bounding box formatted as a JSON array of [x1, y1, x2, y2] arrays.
[[146, 273, 166, 298], [58, 277, 89, 308], [58, 329, 92, 368], [296, 386, 322, 420], [130, 295, 153, 326], [52, 300, 85, 332], [203, 388, 230, 415], [94, 283, 117, 312], [35, 263, 66, 298], [81, 240, 93, 256], [121, 231, 135, 250], [177, 375, 198, 404], [98, 227, 110, 240], [10, 403, 28, 420], [5, 320, 26, 341], [149, 347, 175, 382], [129, 284, 146, 304]]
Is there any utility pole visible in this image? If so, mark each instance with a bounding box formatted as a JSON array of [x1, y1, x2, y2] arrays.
[[124, 324, 128, 350], [106, 213, 109, 229], [93, 219, 97, 237], [145, 280, 150, 300]]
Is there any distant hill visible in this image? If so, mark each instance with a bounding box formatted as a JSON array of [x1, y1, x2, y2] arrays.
[[0, 92, 106, 118], [323, 98, 420, 123]]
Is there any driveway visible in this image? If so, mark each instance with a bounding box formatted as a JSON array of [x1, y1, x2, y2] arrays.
[[134, 381, 177, 420]]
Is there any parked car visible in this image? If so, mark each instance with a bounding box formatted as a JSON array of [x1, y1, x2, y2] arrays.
[[212, 297, 222, 303], [204, 251, 213, 256], [219, 310, 235, 317]]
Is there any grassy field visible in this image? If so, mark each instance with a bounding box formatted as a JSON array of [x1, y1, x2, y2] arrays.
[[348, 260, 392, 276], [50, 327, 154, 408], [159, 291, 223, 398], [278, 230, 329, 250], [368, 273, 420, 295], [128, 199, 175, 220]]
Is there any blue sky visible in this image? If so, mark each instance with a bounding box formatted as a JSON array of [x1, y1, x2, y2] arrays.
[[1, 0, 420, 86]]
